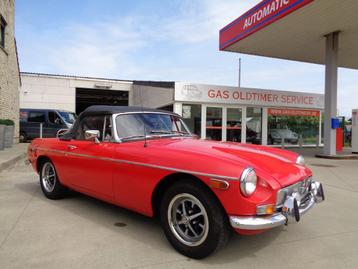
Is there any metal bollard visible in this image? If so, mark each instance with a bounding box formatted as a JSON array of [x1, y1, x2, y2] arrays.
[[299, 136, 303, 148], [316, 135, 320, 148], [40, 123, 43, 138], [281, 137, 285, 149]]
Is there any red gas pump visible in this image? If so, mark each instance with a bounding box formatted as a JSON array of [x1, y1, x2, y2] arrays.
[[336, 128, 343, 152]]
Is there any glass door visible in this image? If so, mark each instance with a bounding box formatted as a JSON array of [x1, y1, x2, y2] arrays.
[[247, 107, 262, 144], [206, 107, 222, 141], [226, 108, 242, 142]]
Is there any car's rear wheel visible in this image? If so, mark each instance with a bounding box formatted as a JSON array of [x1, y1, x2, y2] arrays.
[[40, 160, 68, 199], [160, 180, 231, 259]]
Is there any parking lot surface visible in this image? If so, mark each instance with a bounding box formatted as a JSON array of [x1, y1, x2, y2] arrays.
[[0, 154, 358, 269]]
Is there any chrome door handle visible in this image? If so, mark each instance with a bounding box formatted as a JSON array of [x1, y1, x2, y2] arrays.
[[67, 145, 77, 150]]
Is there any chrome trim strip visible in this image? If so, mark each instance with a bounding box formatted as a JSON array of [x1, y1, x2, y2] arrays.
[[230, 213, 287, 230], [35, 147, 238, 181]]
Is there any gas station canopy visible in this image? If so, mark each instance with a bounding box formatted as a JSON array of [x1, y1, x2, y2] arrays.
[[219, 0, 358, 156], [220, 0, 358, 69]]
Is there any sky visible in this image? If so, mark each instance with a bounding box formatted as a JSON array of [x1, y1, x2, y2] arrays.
[[15, 0, 358, 117]]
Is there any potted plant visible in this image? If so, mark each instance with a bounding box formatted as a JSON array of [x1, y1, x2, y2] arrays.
[[0, 119, 15, 148]]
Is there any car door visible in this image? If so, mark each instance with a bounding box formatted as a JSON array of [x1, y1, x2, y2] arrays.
[[62, 115, 115, 199], [45, 111, 67, 138]]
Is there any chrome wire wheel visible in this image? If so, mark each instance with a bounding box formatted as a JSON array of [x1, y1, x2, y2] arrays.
[[167, 193, 209, 247], [41, 162, 56, 193]]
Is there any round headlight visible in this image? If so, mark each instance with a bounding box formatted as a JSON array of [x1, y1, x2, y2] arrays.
[[296, 155, 305, 166], [240, 167, 257, 197]]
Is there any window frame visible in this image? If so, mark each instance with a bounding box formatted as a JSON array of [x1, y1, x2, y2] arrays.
[[112, 112, 192, 143], [48, 111, 64, 126], [75, 115, 113, 142], [0, 15, 7, 49]]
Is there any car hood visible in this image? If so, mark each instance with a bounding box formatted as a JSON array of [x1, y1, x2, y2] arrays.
[[147, 138, 310, 188]]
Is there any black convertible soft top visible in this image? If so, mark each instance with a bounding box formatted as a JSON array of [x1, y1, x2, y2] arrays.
[[61, 105, 178, 140]]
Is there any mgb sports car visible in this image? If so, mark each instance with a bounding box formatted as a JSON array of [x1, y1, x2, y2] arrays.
[[27, 105, 324, 259]]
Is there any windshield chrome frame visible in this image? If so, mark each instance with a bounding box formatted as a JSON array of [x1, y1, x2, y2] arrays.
[[112, 111, 193, 143]]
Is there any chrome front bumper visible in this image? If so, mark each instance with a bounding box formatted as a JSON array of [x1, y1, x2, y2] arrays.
[[230, 181, 325, 230]]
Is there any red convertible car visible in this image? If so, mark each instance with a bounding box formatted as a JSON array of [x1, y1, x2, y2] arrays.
[[27, 106, 324, 259]]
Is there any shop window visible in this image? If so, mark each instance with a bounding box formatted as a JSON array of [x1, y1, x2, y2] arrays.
[[206, 107, 222, 141], [226, 108, 242, 142], [267, 108, 320, 146], [0, 15, 6, 48], [182, 104, 201, 136], [247, 107, 262, 144]]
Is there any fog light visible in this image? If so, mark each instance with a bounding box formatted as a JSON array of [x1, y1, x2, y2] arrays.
[[256, 204, 275, 215]]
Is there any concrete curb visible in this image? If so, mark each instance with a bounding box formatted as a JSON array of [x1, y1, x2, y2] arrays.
[[0, 152, 27, 172], [315, 153, 358, 160]]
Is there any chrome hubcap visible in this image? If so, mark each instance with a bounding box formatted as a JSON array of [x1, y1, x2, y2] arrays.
[[41, 162, 56, 192], [167, 193, 209, 247]]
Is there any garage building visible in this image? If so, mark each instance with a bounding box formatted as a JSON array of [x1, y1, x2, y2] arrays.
[[20, 72, 323, 146]]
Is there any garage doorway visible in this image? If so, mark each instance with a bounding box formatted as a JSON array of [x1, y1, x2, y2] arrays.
[[75, 88, 129, 114]]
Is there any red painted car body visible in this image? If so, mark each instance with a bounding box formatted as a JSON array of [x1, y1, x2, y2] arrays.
[[27, 106, 323, 237]]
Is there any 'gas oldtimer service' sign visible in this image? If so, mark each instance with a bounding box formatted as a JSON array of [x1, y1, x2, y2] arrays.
[[175, 83, 324, 109]]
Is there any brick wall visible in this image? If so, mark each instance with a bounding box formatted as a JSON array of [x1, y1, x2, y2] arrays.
[[0, 0, 20, 142]]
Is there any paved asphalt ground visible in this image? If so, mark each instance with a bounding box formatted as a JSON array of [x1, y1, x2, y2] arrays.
[[0, 153, 358, 269]]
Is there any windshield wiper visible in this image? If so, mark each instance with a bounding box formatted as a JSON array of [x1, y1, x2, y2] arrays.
[[150, 130, 185, 136], [150, 130, 174, 134], [120, 135, 149, 141]]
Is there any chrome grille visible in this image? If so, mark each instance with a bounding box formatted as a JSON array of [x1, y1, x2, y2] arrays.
[[276, 177, 313, 208]]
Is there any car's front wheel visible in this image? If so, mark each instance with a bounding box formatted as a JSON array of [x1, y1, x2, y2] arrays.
[[40, 160, 68, 199], [160, 180, 231, 259]]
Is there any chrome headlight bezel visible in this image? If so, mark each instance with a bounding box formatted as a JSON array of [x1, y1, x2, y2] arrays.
[[296, 155, 305, 166], [240, 167, 257, 197]]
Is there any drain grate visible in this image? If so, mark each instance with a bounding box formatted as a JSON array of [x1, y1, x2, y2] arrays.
[[114, 222, 127, 227], [311, 163, 337, 168]]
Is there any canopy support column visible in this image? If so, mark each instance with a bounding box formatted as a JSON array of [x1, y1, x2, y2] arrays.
[[323, 32, 339, 156]]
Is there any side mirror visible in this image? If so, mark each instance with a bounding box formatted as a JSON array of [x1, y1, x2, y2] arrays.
[[85, 130, 100, 144], [57, 129, 69, 138]]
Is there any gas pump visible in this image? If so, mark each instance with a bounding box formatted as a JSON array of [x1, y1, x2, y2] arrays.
[[352, 109, 358, 153]]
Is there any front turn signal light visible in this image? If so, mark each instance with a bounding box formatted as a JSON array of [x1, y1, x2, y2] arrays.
[[209, 178, 230, 190], [256, 204, 275, 215]]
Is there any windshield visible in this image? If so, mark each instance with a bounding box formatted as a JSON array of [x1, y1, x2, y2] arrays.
[[115, 113, 191, 141], [59, 111, 77, 124]]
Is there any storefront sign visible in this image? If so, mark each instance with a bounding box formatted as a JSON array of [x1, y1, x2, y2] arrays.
[[175, 83, 324, 109], [219, 0, 314, 50], [268, 108, 320, 117]]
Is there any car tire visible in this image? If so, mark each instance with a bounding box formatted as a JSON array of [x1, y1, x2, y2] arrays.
[[160, 180, 231, 259], [39, 160, 68, 200], [19, 132, 27, 143]]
